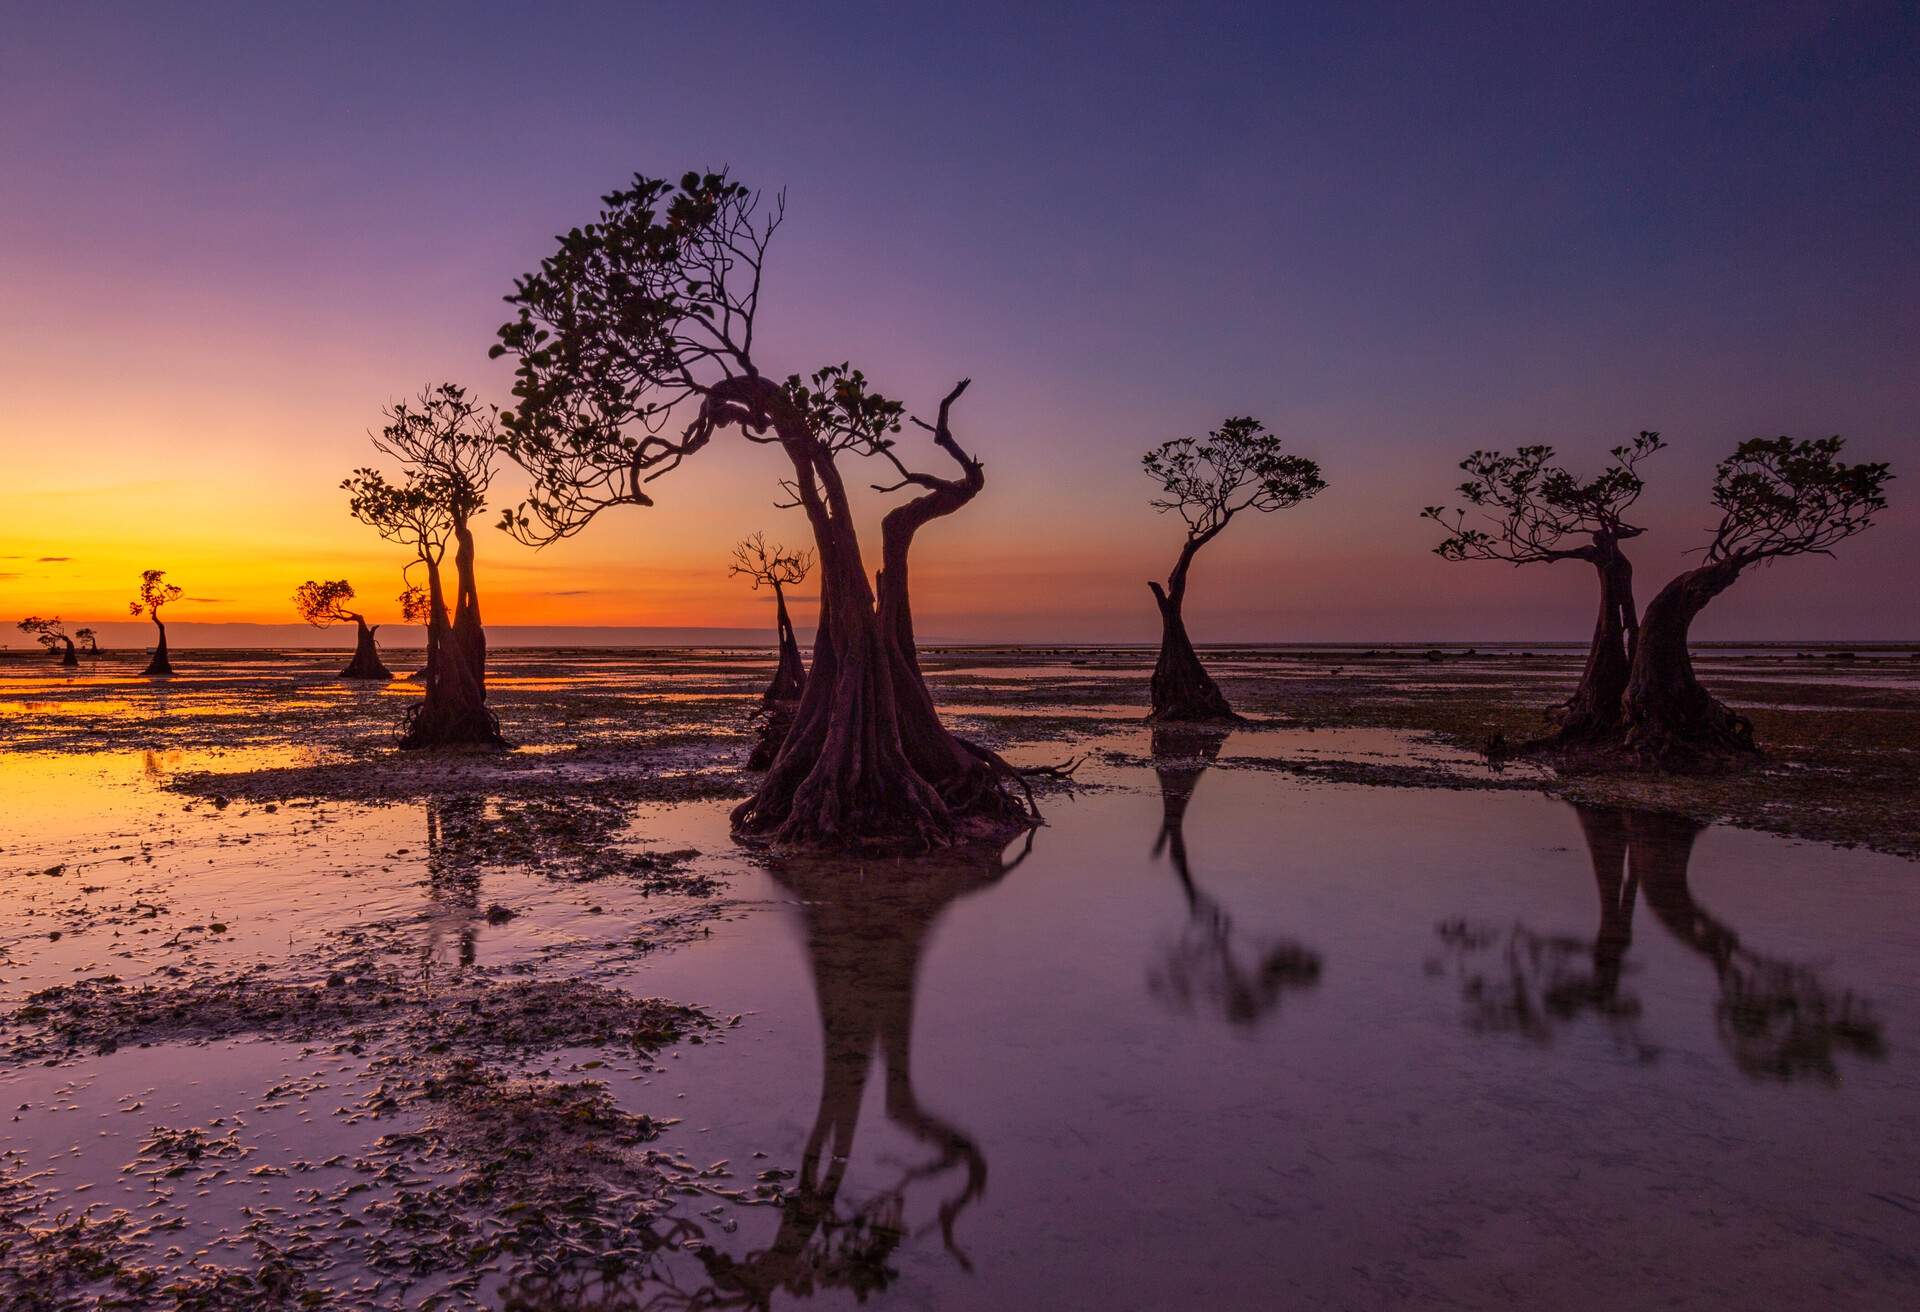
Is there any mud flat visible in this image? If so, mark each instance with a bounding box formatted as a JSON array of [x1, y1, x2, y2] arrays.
[[3, 647, 1917, 1309]]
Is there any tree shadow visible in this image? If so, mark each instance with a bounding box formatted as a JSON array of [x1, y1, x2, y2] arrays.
[[1147, 726, 1322, 1026], [1435, 802, 1885, 1081]]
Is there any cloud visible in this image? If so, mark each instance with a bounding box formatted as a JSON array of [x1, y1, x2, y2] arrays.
[[547, 589, 592, 597], [0, 571, 19, 581], [187, 597, 231, 603], [37, 556, 70, 563]]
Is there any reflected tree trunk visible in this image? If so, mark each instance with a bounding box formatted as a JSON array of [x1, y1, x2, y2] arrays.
[[1148, 726, 1321, 1024]]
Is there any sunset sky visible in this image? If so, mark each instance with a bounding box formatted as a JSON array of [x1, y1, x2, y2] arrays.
[[2, 2, 1915, 643]]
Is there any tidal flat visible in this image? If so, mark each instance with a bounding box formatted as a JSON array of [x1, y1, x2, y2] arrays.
[[2, 646, 1917, 1310]]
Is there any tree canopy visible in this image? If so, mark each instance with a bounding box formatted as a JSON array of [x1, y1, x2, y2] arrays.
[[293, 579, 361, 628], [1422, 432, 1664, 563], [730, 532, 814, 591], [128, 569, 183, 620], [1703, 436, 1892, 564], [1144, 417, 1326, 549]]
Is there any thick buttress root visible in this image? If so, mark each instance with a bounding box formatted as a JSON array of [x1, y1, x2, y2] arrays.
[[340, 621, 393, 680], [1148, 596, 1240, 723], [398, 630, 505, 750], [731, 632, 1034, 852]]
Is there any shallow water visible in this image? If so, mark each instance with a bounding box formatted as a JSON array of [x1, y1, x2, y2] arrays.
[[3, 655, 1918, 1308], [615, 761, 1919, 1309]]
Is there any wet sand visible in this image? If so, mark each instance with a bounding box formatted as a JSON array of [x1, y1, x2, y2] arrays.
[[2, 647, 1917, 1309]]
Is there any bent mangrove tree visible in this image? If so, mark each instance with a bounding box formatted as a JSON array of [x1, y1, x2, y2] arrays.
[[293, 578, 393, 680], [1621, 436, 1891, 767], [1422, 432, 1664, 745], [731, 531, 812, 706], [346, 384, 503, 748], [17, 615, 78, 667], [128, 569, 183, 676], [494, 170, 1031, 849], [1141, 418, 1325, 721]]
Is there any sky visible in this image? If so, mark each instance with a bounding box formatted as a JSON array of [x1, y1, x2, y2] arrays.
[[2, 1, 1915, 644]]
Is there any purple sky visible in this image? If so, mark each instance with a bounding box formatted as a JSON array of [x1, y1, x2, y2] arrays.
[[3, 2, 1915, 640]]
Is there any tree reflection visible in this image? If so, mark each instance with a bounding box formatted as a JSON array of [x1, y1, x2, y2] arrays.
[[1436, 803, 1885, 1081], [672, 837, 1031, 1308], [422, 794, 483, 971], [1148, 726, 1321, 1026]]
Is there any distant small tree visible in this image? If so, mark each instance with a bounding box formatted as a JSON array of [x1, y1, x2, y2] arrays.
[[1142, 418, 1325, 720], [16, 616, 78, 667], [346, 384, 501, 748], [128, 569, 184, 676], [1623, 437, 1892, 766], [732, 532, 814, 706], [293, 578, 393, 680], [1422, 433, 1664, 745], [74, 627, 98, 657]]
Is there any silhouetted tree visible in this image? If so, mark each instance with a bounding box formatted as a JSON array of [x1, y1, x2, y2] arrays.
[[347, 384, 502, 748], [1622, 437, 1892, 766], [1148, 726, 1322, 1024], [1423, 433, 1664, 745], [74, 627, 98, 657], [494, 170, 1031, 848], [128, 569, 183, 676], [292, 578, 393, 680], [1142, 418, 1325, 721], [16, 616, 78, 667], [732, 531, 813, 706]]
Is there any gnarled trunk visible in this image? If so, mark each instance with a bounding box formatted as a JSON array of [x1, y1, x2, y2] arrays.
[[1147, 529, 1238, 722], [1549, 545, 1638, 746], [722, 378, 1029, 850], [401, 539, 502, 749], [141, 618, 173, 677], [340, 614, 393, 680], [1620, 560, 1755, 767], [58, 636, 78, 668], [1148, 582, 1237, 725]]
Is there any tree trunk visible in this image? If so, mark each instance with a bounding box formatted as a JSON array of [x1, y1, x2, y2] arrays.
[[1548, 546, 1637, 747], [340, 615, 393, 680], [1147, 528, 1238, 722], [718, 377, 1029, 850], [747, 583, 809, 770], [141, 618, 173, 677], [1148, 582, 1237, 722], [1619, 560, 1755, 767], [400, 540, 502, 749], [762, 582, 808, 705], [58, 636, 78, 668]]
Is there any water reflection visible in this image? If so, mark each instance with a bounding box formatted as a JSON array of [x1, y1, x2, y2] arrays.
[[679, 842, 1032, 1306], [423, 795, 483, 970], [1438, 802, 1886, 1081], [1148, 727, 1322, 1026]]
